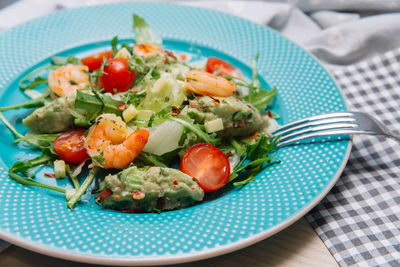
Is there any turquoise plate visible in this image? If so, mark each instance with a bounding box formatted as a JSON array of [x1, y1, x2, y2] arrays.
[[0, 3, 351, 265]]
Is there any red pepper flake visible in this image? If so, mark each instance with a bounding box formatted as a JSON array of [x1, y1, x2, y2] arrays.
[[247, 104, 252, 109], [190, 103, 205, 109], [117, 103, 126, 110], [44, 173, 55, 178], [209, 96, 220, 106], [113, 195, 121, 201], [164, 50, 177, 60], [172, 179, 178, 186], [132, 191, 145, 200], [191, 187, 195, 191], [237, 97, 243, 101], [163, 55, 169, 64], [267, 110, 273, 118], [159, 197, 166, 207], [171, 105, 180, 116], [98, 188, 113, 202], [235, 120, 247, 127], [225, 151, 233, 157], [180, 54, 187, 61], [122, 209, 135, 213]]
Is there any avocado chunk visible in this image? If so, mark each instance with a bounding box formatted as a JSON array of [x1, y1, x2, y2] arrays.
[[180, 96, 267, 137], [22, 94, 78, 133], [96, 166, 204, 212]]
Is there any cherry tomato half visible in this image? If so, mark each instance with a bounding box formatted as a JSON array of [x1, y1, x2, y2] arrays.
[[180, 143, 230, 192], [99, 58, 135, 94], [53, 129, 89, 164], [205, 57, 242, 77], [81, 51, 113, 72]]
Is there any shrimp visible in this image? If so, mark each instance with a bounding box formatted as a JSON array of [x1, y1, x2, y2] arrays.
[[84, 114, 149, 169], [133, 43, 162, 56], [48, 64, 90, 97], [185, 70, 236, 97]]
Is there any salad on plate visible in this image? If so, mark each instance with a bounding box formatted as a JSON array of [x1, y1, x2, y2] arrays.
[[0, 15, 280, 213]]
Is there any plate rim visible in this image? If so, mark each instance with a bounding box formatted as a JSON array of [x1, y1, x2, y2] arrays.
[[0, 2, 352, 265]]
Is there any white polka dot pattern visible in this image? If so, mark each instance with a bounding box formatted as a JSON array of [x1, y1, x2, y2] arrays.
[[0, 3, 350, 262]]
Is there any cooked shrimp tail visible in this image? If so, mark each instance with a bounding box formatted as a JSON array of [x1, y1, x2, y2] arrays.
[[48, 64, 89, 97], [185, 70, 236, 97], [84, 114, 149, 169]]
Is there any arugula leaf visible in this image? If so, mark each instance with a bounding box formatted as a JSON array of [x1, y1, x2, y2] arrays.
[[74, 90, 103, 114], [133, 14, 162, 46], [0, 89, 50, 112], [19, 76, 48, 91], [121, 43, 133, 54], [169, 117, 220, 146], [91, 151, 105, 167], [74, 90, 124, 117], [99, 55, 109, 77], [8, 151, 65, 193], [111, 36, 118, 56], [224, 54, 277, 111], [18, 65, 57, 91], [247, 134, 279, 161], [67, 167, 99, 209], [14, 133, 59, 146], [128, 90, 147, 107], [136, 152, 168, 168], [228, 134, 280, 186], [244, 87, 276, 111]]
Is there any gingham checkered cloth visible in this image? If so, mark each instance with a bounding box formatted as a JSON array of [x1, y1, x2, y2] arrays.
[[307, 47, 400, 266]]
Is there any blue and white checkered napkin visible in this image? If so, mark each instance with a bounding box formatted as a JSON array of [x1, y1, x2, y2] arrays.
[[307, 48, 400, 266]]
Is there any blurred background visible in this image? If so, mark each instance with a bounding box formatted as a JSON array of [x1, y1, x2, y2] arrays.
[[1, 0, 400, 69]]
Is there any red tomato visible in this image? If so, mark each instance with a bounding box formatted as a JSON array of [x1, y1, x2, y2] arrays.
[[81, 51, 113, 72], [180, 143, 230, 192], [205, 57, 242, 77], [53, 129, 89, 164], [99, 58, 135, 94]]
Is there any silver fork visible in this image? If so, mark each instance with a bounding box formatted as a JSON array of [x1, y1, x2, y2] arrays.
[[272, 112, 400, 147]]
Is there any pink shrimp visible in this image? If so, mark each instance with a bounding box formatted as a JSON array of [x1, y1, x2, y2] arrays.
[[84, 114, 149, 169]]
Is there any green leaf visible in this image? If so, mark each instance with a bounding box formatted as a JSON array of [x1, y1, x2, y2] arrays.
[[169, 117, 220, 146], [91, 151, 105, 167], [133, 14, 162, 46], [14, 133, 59, 146], [18, 65, 57, 92], [99, 55, 109, 77], [244, 87, 277, 111], [0, 89, 50, 112], [251, 53, 261, 90], [19, 76, 48, 90], [247, 134, 279, 161], [74, 90, 103, 115], [67, 167, 99, 209], [8, 151, 65, 194], [136, 152, 168, 168], [51, 55, 81, 66], [111, 36, 118, 56]]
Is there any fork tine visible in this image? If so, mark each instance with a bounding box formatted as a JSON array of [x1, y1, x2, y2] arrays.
[[273, 112, 354, 134], [278, 123, 359, 142], [272, 117, 356, 138], [277, 129, 369, 147]]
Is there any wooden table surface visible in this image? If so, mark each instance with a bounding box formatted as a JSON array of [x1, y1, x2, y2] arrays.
[[0, 218, 338, 267]]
